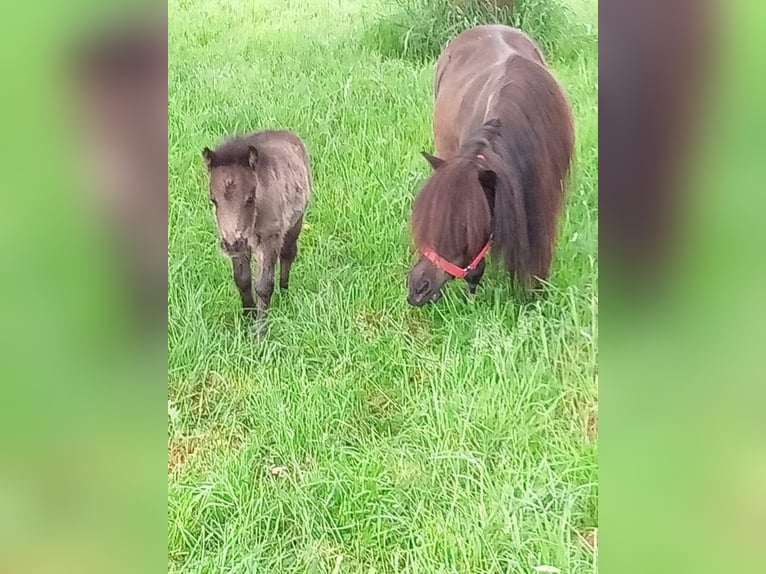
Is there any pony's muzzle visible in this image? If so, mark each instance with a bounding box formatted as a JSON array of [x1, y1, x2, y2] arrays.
[[407, 260, 450, 306], [407, 279, 444, 306], [407, 289, 442, 307], [407, 293, 426, 307], [408, 278, 430, 306]]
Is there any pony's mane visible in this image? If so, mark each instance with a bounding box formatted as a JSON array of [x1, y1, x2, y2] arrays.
[[411, 157, 493, 263], [482, 57, 573, 285]]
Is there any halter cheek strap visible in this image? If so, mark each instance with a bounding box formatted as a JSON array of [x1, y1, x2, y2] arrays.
[[421, 237, 493, 279]]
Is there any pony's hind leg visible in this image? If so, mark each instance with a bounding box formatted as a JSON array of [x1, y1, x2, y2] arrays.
[[465, 258, 486, 296], [279, 217, 303, 291]]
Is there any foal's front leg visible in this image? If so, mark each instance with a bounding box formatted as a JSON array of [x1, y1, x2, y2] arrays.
[[231, 251, 255, 316], [465, 258, 486, 296], [253, 237, 280, 333]]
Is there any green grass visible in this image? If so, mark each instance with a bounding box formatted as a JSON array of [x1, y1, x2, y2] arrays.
[[361, 0, 597, 64], [168, 0, 598, 572]]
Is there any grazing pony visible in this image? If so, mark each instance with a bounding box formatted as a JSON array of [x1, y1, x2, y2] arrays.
[[202, 130, 311, 332], [407, 24, 574, 306]]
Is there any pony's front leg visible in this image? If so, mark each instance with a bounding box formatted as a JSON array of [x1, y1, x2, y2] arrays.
[[253, 237, 280, 335], [465, 259, 486, 295]]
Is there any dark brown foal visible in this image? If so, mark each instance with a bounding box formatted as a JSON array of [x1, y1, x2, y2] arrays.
[[202, 130, 312, 334]]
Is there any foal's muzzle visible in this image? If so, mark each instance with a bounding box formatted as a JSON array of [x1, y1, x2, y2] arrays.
[[220, 238, 248, 256]]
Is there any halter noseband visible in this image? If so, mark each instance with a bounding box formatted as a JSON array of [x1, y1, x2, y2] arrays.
[[421, 237, 492, 279]]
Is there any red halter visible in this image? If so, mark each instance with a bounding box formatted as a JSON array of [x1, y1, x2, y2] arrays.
[[421, 238, 492, 279]]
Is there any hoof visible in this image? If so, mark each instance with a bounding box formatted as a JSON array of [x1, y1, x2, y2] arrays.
[[251, 313, 268, 340]]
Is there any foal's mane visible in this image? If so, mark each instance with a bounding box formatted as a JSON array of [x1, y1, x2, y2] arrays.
[[205, 132, 280, 171], [207, 137, 254, 169]]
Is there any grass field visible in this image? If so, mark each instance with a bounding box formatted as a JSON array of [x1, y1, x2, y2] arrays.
[[168, 0, 598, 571]]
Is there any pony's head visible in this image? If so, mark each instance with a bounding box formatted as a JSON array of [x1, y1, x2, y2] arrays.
[[407, 152, 496, 306]]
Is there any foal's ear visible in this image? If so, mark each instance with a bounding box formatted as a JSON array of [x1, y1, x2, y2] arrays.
[[478, 169, 497, 216], [421, 151, 445, 170], [248, 145, 259, 170], [202, 147, 215, 170]]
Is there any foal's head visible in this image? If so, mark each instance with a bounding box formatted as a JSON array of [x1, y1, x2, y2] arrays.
[[202, 142, 261, 257], [407, 152, 496, 306]]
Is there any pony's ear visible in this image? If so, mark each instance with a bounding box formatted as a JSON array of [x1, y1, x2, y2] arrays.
[[421, 151, 445, 170], [248, 145, 259, 170], [478, 169, 497, 217], [202, 147, 215, 170]]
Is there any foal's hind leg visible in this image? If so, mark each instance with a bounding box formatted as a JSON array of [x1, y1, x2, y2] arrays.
[[279, 217, 303, 291], [465, 259, 486, 296]]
